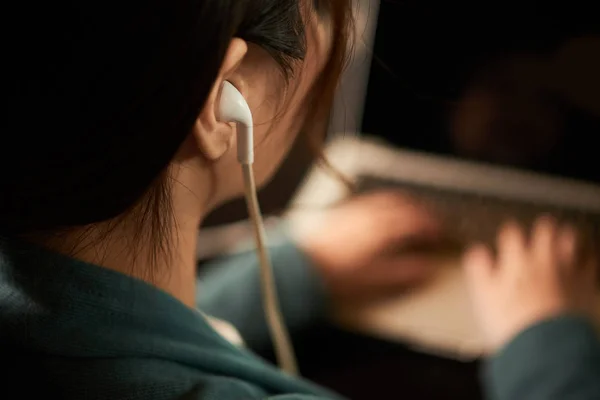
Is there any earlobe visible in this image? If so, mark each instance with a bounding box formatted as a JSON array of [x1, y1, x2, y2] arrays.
[[192, 38, 248, 162]]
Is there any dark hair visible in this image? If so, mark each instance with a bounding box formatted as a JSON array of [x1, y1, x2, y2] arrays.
[[2, 1, 351, 252]]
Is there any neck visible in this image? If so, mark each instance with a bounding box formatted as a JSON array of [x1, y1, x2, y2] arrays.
[[40, 179, 212, 308], [40, 211, 203, 307], [38, 150, 228, 308]]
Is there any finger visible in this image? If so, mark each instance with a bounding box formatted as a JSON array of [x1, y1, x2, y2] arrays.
[[497, 221, 527, 271], [463, 243, 495, 289], [352, 255, 440, 298], [390, 202, 439, 233], [347, 192, 440, 239], [379, 207, 441, 245], [371, 254, 439, 285], [531, 215, 559, 268], [556, 225, 577, 273]]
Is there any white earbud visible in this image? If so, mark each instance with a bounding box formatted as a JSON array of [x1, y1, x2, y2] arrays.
[[216, 82, 298, 375], [217, 81, 254, 165]]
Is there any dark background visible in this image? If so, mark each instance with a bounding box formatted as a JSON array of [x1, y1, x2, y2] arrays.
[[205, 6, 598, 398], [362, 1, 600, 184], [309, 5, 597, 397], [206, 1, 599, 228]]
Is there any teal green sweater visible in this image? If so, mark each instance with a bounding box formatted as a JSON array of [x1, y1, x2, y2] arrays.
[[1, 239, 598, 399]]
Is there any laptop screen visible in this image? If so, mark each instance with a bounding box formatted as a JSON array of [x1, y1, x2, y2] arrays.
[[361, 1, 600, 186]]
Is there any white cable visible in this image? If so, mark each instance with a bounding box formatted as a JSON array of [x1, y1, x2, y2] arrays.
[[242, 164, 299, 376], [219, 81, 297, 374]]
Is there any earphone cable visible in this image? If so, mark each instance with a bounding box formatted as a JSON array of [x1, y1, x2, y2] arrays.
[[242, 164, 299, 376]]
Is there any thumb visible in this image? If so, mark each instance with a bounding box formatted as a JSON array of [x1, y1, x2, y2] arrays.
[[463, 244, 495, 293], [384, 213, 441, 248], [371, 254, 440, 287], [362, 193, 440, 238]]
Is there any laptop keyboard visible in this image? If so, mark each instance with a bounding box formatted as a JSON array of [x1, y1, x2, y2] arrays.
[[356, 174, 600, 254]]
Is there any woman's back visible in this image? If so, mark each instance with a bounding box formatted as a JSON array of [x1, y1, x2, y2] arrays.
[[0, 239, 338, 399], [1, 0, 351, 397]]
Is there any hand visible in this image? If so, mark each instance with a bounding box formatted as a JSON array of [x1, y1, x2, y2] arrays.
[[463, 216, 597, 353], [296, 191, 442, 303]]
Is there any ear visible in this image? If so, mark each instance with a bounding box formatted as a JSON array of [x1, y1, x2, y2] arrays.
[[193, 38, 248, 161]]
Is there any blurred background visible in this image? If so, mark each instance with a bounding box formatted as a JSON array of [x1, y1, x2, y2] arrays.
[[204, 0, 599, 227], [200, 1, 599, 399]]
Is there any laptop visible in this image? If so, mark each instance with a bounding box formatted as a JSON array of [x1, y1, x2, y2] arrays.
[[289, 3, 600, 359], [324, 0, 600, 244]]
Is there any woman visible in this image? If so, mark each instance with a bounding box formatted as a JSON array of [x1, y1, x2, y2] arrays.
[[1, 1, 598, 400], [0, 0, 442, 398]]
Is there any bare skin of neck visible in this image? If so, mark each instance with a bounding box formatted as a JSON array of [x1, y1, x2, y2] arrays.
[[39, 154, 216, 308]]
